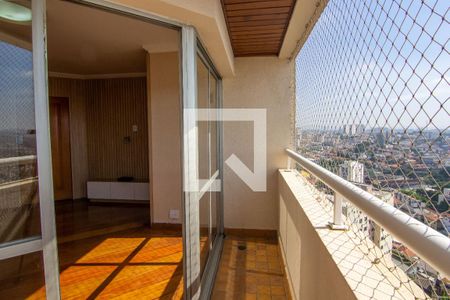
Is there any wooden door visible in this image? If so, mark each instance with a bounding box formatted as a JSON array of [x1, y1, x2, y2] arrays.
[[50, 97, 72, 200]]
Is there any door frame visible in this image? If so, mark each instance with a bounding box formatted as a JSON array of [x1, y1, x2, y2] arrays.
[[0, 1, 61, 298]]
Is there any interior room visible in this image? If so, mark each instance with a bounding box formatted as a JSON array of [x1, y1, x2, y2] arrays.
[[0, 0, 185, 298], [46, 0, 170, 240]]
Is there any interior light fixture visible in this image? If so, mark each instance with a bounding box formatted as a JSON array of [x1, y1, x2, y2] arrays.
[[0, 1, 31, 24]]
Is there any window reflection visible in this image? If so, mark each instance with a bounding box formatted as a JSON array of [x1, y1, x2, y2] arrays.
[[0, 6, 41, 244]]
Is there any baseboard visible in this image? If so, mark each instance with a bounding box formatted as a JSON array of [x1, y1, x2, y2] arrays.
[[224, 228, 277, 238], [89, 199, 149, 205], [151, 222, 182, 231], [149, 225, 276, 237]]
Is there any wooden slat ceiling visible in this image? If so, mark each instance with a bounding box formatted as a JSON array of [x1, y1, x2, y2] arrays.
[[221, 0, 297, 57]]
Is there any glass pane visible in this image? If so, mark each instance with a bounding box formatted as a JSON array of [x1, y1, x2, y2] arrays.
[[199, 192, 210, 275], [0, 1, 41, 244], [197, 55, 209, 180], [210, 191, 218, 242], [209, 75, 218, 174], [0, 251, 46, 298], [197, 55, 210, 275], [209, 75, 218, 242]]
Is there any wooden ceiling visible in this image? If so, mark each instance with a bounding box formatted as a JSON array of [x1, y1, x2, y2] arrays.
[[221, 0, 297, 57]]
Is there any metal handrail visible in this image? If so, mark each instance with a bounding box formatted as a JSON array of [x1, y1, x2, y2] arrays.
[[286, 148, 450, 279], [0, 155, 37, 166]]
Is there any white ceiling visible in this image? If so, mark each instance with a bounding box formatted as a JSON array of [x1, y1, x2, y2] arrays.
[[44, 0, 179, 75]]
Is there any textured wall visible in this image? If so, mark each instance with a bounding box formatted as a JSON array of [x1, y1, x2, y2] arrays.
[[222, 57, 294, 230], [49, 76, 149, 198], [85, 78, 149, 181]]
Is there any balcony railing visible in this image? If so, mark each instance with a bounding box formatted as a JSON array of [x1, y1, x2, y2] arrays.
[[0, 155, 38, 242], [287, 148, 450, 277], [285, 148, 450, 299], [0, 155, 37, 166], [0, 155, 37, 185]]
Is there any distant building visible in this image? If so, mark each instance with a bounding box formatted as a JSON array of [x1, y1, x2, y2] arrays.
[[376, 132, 386, 148], [438, 188, 449, 205], [395, 192, 426, 209], [343, 184, 394, 256], [339, 161, 365, 184], [441, 216, 450, 237], [342, 124, 364, 136], [422, 209, 440, 231]]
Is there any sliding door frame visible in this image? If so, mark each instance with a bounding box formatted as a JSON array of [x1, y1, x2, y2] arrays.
[[180, 26, 199, 299], [195, 40, 224, 300], [32, 0, 61, 297], [0, 0, 61, 298], [0, 1, 223, 298], [72, 2, 202, 299], [73, 2, 225, 299]]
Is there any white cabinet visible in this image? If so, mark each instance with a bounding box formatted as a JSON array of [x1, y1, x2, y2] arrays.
[[110, 182, 135, 200], [134, 183, 149, 200], [87, 182, 111, 199], [87, 181, 149, 202]]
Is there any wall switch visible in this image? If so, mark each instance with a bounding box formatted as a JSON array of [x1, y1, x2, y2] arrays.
[[169, 209, 180, 220], [132, 125, 138, 132]]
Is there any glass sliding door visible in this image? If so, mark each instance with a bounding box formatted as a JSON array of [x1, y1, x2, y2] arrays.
[[180, 26, 223, 299], [1, 3, 221, 299], [197, 50, 222, 278], [209, 73, 220, 246], [197, 54, 210, 275], [181, 26, 201, 299], [196, 43, 223, 297], [0, 0, 60, 298]]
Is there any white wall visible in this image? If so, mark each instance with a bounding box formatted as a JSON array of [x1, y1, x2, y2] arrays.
[[148, 52, 182, 224], [222, 57, 295, 230]]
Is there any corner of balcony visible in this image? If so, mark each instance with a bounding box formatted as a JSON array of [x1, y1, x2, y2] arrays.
[[278, 169, 428, 300]]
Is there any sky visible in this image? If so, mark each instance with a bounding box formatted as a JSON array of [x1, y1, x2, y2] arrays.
[[0, 41, 35, 131], [1, 0, 448, 132], [296, 0, 449, 132]]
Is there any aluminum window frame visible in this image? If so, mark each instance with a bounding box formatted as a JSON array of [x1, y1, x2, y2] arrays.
[[0, 0, 60, 298], [195, 39, 224, 300]]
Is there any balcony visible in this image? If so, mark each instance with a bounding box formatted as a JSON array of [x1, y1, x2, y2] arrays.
[[207, 151, 449, 300], [0, 0, 448, 299], [279, 150, 450, 299]]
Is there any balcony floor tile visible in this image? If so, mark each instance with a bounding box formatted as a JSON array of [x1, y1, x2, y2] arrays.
[[212, 234, 292, 300]]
